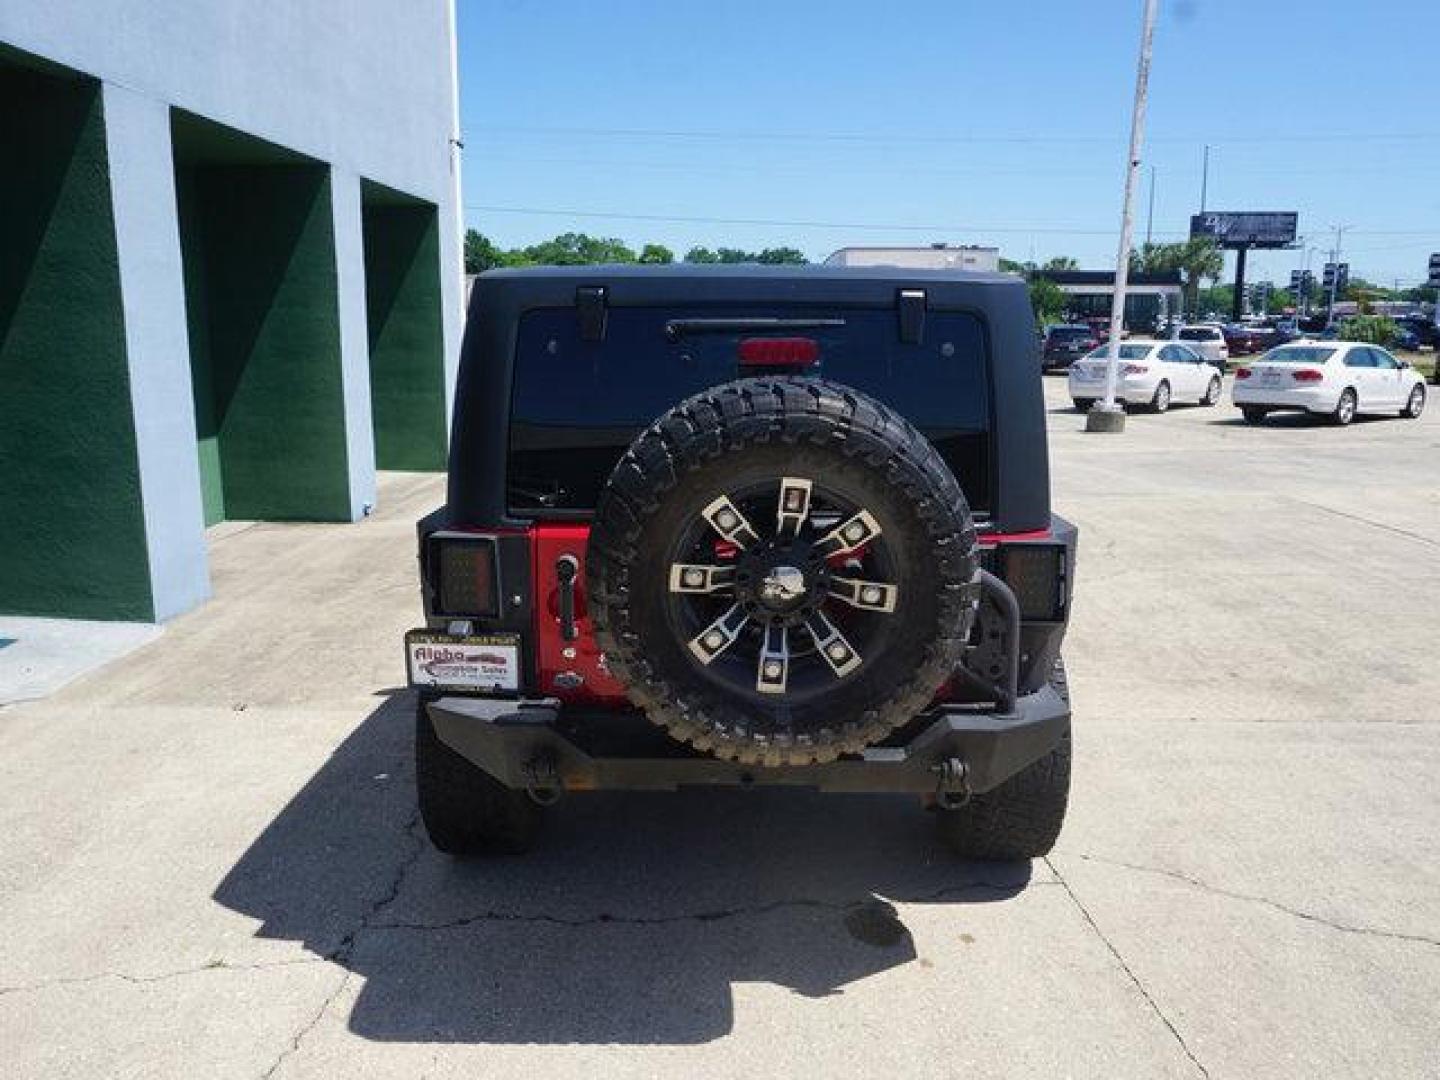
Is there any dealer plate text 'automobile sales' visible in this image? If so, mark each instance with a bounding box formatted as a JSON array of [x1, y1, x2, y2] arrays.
[[406, 631, 520, 692]]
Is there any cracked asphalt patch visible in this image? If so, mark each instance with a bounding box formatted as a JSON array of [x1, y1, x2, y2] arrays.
[[3, 390, 1439, 1078]]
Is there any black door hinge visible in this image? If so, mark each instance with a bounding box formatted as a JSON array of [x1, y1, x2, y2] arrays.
[[897, 288, 927, 345], [576, 286, 608, 342]]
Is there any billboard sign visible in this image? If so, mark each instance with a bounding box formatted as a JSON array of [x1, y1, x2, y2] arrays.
[[1189, 212, 1299, 248]]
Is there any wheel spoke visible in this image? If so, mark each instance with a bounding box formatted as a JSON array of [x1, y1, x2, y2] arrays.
[[755, 625, 790, 694], [668, 564, 736, 595], [815, 509, 881, 557], [702, 495, 760, 549], [687, 604, 749, 665], [806, 611, 862, 678], [774, 477, 812, 539], [828, 577, 898, 613]]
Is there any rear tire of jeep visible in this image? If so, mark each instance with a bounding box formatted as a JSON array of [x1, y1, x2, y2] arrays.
[[415, 701, 541, 856], [588, 377, 980, 767], [1241, 407, 1268, 425], [1072, 398, 1094, 413], [936, 662, 1072, 861]]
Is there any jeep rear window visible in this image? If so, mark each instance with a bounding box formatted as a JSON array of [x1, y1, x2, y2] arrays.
[[508, 305, 992, 515]]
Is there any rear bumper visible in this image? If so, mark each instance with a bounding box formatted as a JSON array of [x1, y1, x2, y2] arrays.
[[1068, 372, 1157, 402], [1232, 385, 1338, 412], [426, 685, 1071, 796]]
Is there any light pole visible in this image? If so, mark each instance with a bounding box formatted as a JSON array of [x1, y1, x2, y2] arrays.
[[1088, 0, 1160, 434], [1199, 144, 1210, 213]]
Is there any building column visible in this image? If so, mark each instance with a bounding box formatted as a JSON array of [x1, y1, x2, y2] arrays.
[[328, 168, 378, 518], [101, 82, 210, 620]]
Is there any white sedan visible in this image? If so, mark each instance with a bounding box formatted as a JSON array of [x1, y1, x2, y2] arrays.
[[1174, 324, 1230, 368], [1232, 341, 1427, 426], [1069, 340, 1224, 413]]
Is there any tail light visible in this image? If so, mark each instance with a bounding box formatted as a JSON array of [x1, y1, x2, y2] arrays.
[[1291, 368, 1324, 382], [1235, 367, 1252, 380], [429, 536, 499, 617], [738, 337, 820, 368], [979, 538, 1069, 622], [1121, 363, 1149, 376]]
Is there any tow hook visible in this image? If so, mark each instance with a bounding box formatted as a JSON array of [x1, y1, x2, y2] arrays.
[[522, 752, 563, 806], [933, 756, 971, 809]]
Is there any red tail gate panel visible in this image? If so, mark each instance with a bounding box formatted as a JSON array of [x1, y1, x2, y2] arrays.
[[530, 523, 629, 705]]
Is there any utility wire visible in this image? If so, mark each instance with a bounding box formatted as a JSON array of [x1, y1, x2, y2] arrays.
[[464, 203, 1185, 236], [465, 123, 1440, 146]]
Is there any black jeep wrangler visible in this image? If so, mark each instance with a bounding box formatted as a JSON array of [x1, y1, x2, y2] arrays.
[[406, 266, 1076, 860]]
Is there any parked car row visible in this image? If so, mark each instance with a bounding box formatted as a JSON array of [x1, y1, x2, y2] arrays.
[[1069, 339, 1428, 426]]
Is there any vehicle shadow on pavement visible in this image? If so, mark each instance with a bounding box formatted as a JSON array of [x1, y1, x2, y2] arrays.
[[1204, 413, 1380, 427], [213, 691, 1032, 1045]]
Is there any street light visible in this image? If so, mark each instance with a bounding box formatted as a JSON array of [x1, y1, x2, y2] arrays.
[[1088, 0, 1160, 434]]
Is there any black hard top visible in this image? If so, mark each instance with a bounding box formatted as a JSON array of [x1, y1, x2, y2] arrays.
[[448, 265, 1052, 532]]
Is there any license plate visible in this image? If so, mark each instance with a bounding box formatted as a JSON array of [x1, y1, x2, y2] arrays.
[[405, 630, 521, 692], [1260, 370, 1281, 384]]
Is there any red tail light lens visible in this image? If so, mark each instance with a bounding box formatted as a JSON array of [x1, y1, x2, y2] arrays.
[[1235, 367, 1252, 380], [737, 337, 820, 367], [1121, 364, 1149, 375], [1291, 368, 1324, 382]]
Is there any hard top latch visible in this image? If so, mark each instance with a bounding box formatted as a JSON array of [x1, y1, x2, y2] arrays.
[[897, 288, 926, 345], [576, 285, 608, 342]]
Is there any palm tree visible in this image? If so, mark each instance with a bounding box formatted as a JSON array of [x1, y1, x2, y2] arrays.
[[1176, 239, 1223, 319], [1130, 240, 1223, 320]]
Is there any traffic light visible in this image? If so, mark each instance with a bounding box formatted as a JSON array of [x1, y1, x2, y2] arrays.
[[1289, 270, 1302, 291], [1429, 253, 1440, 288], [1300, 270, 1314, 297], [1336, 264, 1350, 293], [1322, 263, 1336, 288]]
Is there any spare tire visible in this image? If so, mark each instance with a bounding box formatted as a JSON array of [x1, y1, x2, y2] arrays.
[[587, 377, 979, 766]]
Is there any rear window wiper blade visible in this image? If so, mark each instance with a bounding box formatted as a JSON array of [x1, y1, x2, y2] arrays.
[[508, 480, 567, 508]]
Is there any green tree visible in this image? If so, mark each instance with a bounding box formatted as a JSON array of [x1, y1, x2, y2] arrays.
[[638, 243, 674, 264], [1028, 278, 1068, 325], [1195, 284, 1234, 318], [1131, 239, 1222, 319], [756, 247, 808, 265], [1339, 314, 1398, 346], [1041, 255, 1079, 272], [464, 230, 516, 274], [521, 232, 637, 265], [684, 246, 721, 263]]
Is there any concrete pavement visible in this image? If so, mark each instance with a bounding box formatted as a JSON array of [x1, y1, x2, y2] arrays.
[[2, 384, 1437, 1078]]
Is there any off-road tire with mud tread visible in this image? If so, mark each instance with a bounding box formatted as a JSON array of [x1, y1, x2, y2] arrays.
[[587, 376, 980, 768], [415, 700, 541, 856], [935, 658, 1072, 861]]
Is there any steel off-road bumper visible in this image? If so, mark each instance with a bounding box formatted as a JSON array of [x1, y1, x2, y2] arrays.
[[425, 684, 1070, 798]]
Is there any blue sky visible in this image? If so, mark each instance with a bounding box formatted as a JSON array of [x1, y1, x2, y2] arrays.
[[455, 0, 1439, 288]]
